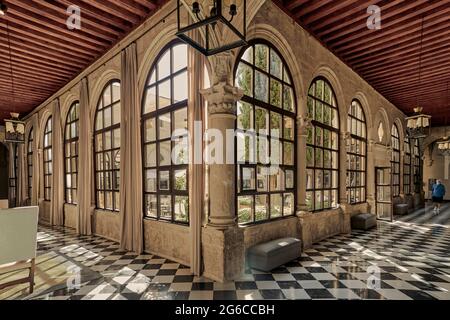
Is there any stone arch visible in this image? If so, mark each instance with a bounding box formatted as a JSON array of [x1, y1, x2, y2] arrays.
[[60, 90, 80, 130], [309, 65, 346, 131], [239, 23, 305, 116], [89, 69, 120, 130], [393, 117, 405, 151], [38, 108, 52, 150]]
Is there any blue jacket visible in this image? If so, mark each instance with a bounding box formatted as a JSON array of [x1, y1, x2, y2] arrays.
[[432, 183, 446, 197]]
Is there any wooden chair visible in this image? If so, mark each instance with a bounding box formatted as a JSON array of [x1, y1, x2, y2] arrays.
[[0, 207, 39, 294]]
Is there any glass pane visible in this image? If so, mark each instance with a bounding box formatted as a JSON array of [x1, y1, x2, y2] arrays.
[[270, 50, 282, 79], [174, 169, 187, 191], [283, 86, 294, 112], [159, 170, 170, 191], [284, 116, 294, 140], [257, 166, 268, 192], [235, 63, 253, 97], [159, 195, 172, 219], [238, 196, 253, 224], [144, 86, 156, 114], [112, 103, 120, 125], [145, 194, 157, 218], [112, 82, 120, 103], [270, 194, 282, 218], [174, 139, 188, 165], [174, 71, 188, 103], [255, 195, 268, 221], [103, 85, 111, 106], [242, 167, 255, 191], [174, 107, 188, 131], [285, 169, 294, 189], [158, 50, 171, 80], [159, 141, 171, 166], [270, 79, 282, 108], [174, 196, 189, 222], [255, 71, 268, 103], [283, 193, 294, 216], [158, 80, 171, 109], [159, 113, 171, 140], [145, 169, 157, 192], [173, 44, 187, 73], [145, 143, 156, 167], [237, 102, 253, 130], [255, 107, 268, 134], [113, 128, 120, 148], [255, 44, 268, 71], [145, 118, 156, 142]]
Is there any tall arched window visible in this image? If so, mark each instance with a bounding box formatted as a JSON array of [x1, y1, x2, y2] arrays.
[[65, 102, 79, 204], [94, 81, 121, 212], [9, 145, 18, 207], [391, 124, 400, 197], [235, 42, 296, 224], [413, 139, 421, 193], [403, 137, 411, 195], [43, 117, 53, 201], [347, 100, 367, 204], [306, 78, 339, 212], [142, 42, 189, 223], [27, 129, 34, 200]]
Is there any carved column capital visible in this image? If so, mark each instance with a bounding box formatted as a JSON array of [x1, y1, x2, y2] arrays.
[[201, 82, 244, 116], [210, 51, 234, 86]]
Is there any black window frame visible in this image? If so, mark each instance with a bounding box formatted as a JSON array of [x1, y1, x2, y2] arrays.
[[43, 117, 53, 201], [94, 80, 121, 212], [391, 124, 401, 197], [234, 40, 297, 225], [346, 99, 367, 204], [306, 77, 340, 212], [141, 40, 190, 224], [64, 101, 80, 205], [403, 137, 412, 195]]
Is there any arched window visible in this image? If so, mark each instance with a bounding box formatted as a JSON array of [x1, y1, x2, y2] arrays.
[[64, 102, 79, 204], [306, 78, 339, 211], [94, 81, 121, 212], [403, 137, 411, 195], [391, 124, 400, 197], [142, 42, 189, 223], [347, 100, 367, 204], [43, 117, 53, 201], [9, 145, 18, 207], [27, 129, 34, 199], [413, 139, 421, 192], [235, 42, 296, 224]]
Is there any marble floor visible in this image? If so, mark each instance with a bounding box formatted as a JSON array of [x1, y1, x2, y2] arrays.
[[2, 203, 450, 300]]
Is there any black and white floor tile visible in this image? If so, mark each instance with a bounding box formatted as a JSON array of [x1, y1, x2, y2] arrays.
[[8, 204, 450, 300]]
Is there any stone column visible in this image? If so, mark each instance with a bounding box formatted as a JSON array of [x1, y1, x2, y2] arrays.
[[339, 131, 351, 234], [200, 52, 245, 282]]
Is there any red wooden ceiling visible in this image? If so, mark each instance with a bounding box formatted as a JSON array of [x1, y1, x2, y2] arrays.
[[0, 0, 167, 121], [275, 0, 450, 126]]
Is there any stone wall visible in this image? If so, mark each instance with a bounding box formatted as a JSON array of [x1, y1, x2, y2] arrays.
[[143, 219, 190, 266]]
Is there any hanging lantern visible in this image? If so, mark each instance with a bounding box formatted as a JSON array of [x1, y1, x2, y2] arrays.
[[405, 107, 431, 139], [176, 0, 247, 56], [4, 113, 25, 144], [437, 137, 450, 156]]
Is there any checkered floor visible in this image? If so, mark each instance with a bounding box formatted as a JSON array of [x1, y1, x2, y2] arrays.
[[7, 204, 450, 300]]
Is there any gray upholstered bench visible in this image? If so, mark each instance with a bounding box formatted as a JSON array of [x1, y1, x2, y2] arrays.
[[247, 237, 301, 272], [351, 213, 377, 230], [394, 203, 409, 215]]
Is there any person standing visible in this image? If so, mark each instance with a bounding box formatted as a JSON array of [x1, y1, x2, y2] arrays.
[[432, 180, 446, 214]]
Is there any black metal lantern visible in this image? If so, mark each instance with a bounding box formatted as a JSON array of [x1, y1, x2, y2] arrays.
[[176, 0, 247, 56], [4, 113, 25, 144], [406, 107, 431, 139]]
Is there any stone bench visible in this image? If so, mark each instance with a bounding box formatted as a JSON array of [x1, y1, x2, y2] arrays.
[[394, 203, 409, 215], [247, 237, 302, 272], [351, 213, 377, 230]]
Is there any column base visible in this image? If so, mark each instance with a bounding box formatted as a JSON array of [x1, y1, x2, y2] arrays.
[[201, 225, 244, 283]]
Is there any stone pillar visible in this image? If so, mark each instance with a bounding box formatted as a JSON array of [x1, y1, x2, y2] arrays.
[[339, 132, 351, 234], [200, 52, 245, 282]]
